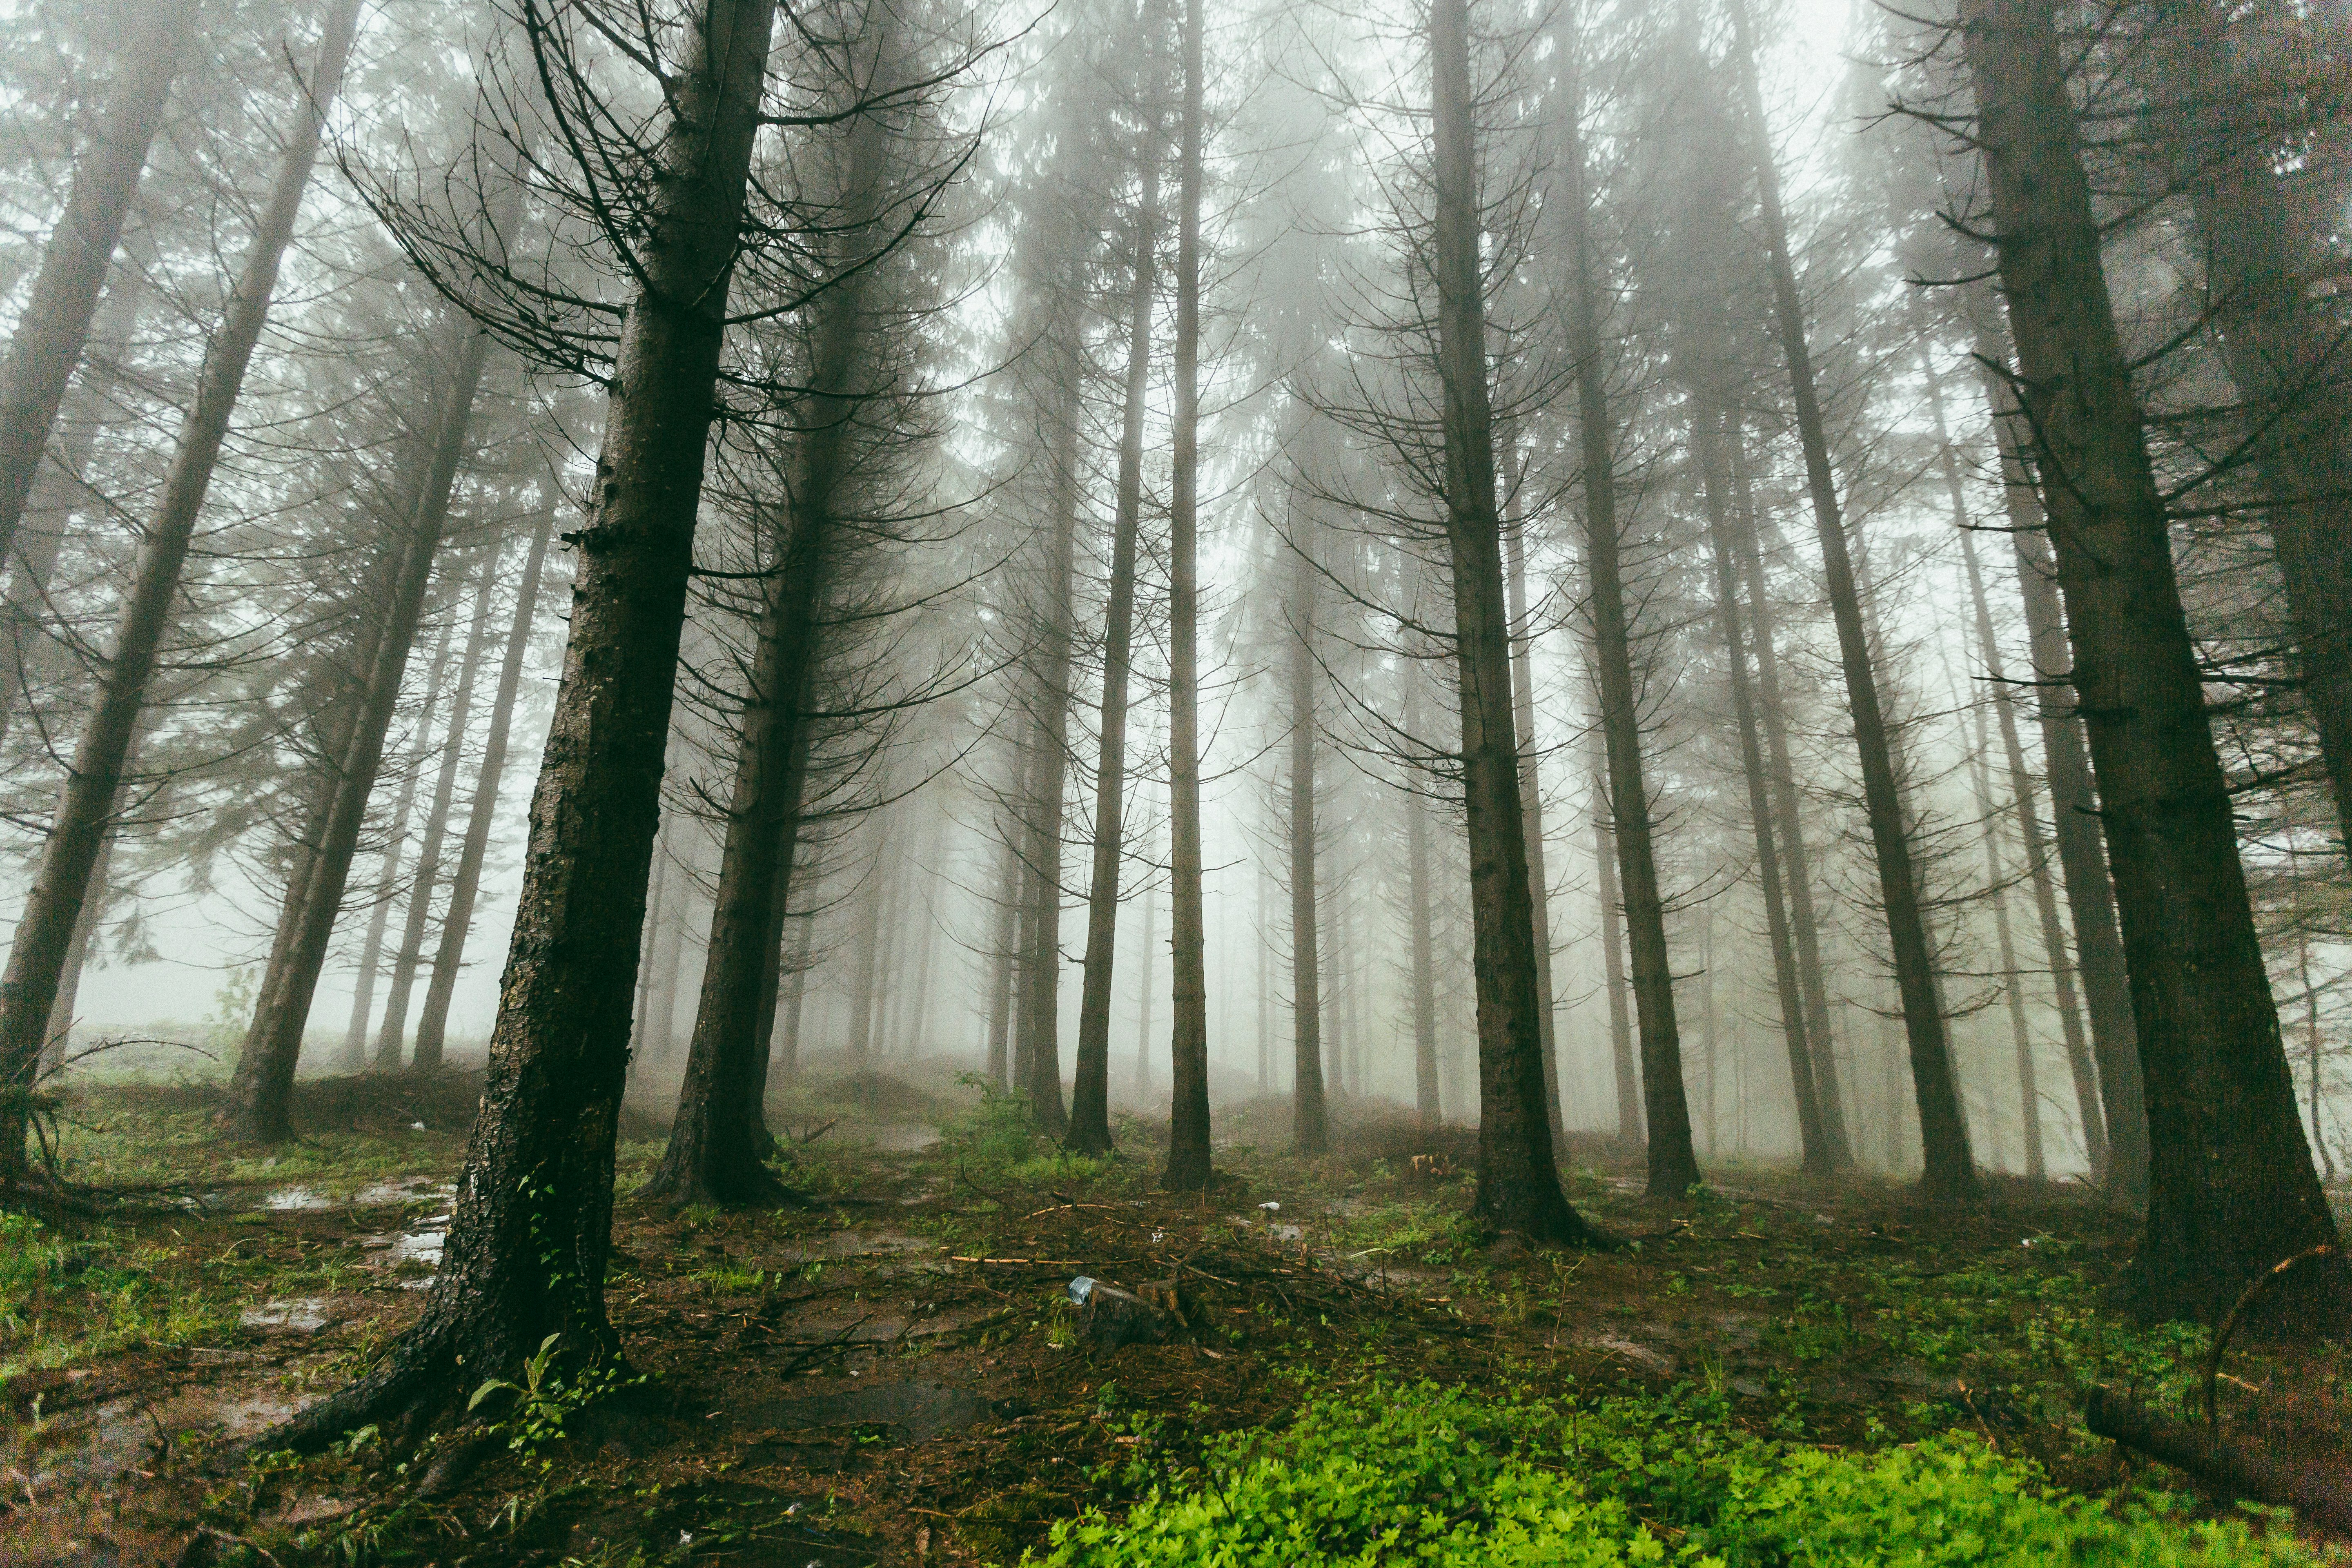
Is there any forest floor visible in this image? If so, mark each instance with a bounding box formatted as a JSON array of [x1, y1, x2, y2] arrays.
[[2, 1063, 2350, 1566]]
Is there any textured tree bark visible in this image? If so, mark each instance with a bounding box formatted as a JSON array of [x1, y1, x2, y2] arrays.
[[1696, 401, 1832, 1171], [1504, 522, 1565, 1139], [0, 0, 195, 574], [1915, 312, 2105, 1175], [1288, 501, 1328, 1154], [1557, 73, 1695, 1194], [272, 0, 784, 1443], [231, 296, 494, 1141], [1430, 0, 1604, 1244], [648, 60, 895, 1200], [1964, 294, 2146, 1200], [1405, 668, 1441, 1121], [1161, 0, 1212, 1189], [0, 0, 363, 1177], [2152, 0, 2352, 870], [1730, 0, 1972, 1198], [375, 552, 499, 1068], [1725, 422, 1851, 1163], [1961, 0, 2341, 1323], [349, 617, 457, 1069], [412, 495, 557, 1069], [1071, 114, 1163, 1156]]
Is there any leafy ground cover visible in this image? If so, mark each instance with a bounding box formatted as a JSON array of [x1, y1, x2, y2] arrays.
[[1, 1065, 2347, 1565]]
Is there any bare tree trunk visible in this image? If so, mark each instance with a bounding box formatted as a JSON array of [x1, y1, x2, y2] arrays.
[[648, 823, 691, 1062], [1161, 0, 1212, 1190], [1730, 0, 1972, 1198], [1592, 763, 1640, 1143], [0, 0, 196, 572], [375, 550, 498, 1068], [1964, 296, 2146, 1200], [1430, 0, 1603, 1244], [1254, 861, 1270, 1094], [412, 494, 557, 1069], [1961, 0, 2341, 1323], [1071, 117, 1163, 1155], [1405, 668, 1441, 1120], [777, 916, 812, 1086], [1696, 400, 1833, 1171], [984, 744, 1021, 1088], [1134, 877, 1158, 1099], [1726, 421, 1851, 1163], [0, 0, 363, 1176], [634, 831, 669, 1067], [345, 619, 455, 1069], [1966, 666, 2047, 1180], [1558, 70, 1694, 1195], [231, 294, 496, 1140], [1288, 500, 1328, 1153], [848, 854, 886, 1060], [40, 828, 115, 1073], [273, 0, 785, 1443], [1505, 521, 1565, 1138]]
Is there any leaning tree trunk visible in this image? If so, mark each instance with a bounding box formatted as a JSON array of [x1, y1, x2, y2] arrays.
[[272, 0, 784, 1446], [1288, 494, 1329, 1154], [649, 67, 895, 1202], [0, 0, 196, 574], [376, 550, 498, 1068], [1730, 0, 1972, 1198], [1430, 0, 1605, 1245], [347, 617, 457, 1068], [1557, 69, 1695, 1195], [1071, 120, 1163, 1156], [411, 492, 557, 1069], [1726, 421, 1852, 1164], [1964, 290, 2145, 1200], [1696, 400, 1833, 1172], [0, 0, 362, 1180], [230, 298, 495, 1141], [1960, 0, 2341, 1324], [1162, 0, 1212, 1190], [1504, 521, 1566, 1139]]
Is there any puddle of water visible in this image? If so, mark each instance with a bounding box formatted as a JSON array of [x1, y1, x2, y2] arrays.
[[10, 1389, 297, 1492], [239, 1298, 334, 1335], [864, 1124, 940, 1153], [735, 1381, 988, 1445], [262, 1186, 332, 1212], [352, 1178, 451, 1207]]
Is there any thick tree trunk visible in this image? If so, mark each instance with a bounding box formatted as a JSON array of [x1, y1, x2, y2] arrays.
[[1504, 522, 1565, 1139], [272, 0, 784, 1444], [1726, 421, 1851, 1163], [0, 0, 362, 1178], [348, 618, 457, 1069], [1592, 762, 1640, 1143], [1430, 0, 1604, 1244], [1696, 401, 1833, 1172], [1965, 295, 2147, 1200], [1557, 76, 1695, 1194], [1730, 0, 1972, 1198], [1288, 503, 1328, 1153], [0, 0, 195, 572], [375, 551, 498, 1068], [230, 298, 495, 1140], [1071, 129, 1163, 1155], [412, 495, 557, 1069], [1161, 0, 1212, 1190], [1405, 669, 1441, 1120], [1960, 0, 2342, 1323]]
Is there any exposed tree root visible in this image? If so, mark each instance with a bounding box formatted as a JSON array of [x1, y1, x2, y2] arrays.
[[637, 1156, 813, 1212], [2086, 1385, 2352, 1535]]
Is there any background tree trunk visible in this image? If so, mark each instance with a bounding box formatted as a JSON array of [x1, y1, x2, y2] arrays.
[[345, 620, 454, 1069], [1288, 502, 1328, 1153], [1504, 521, 1564, 1140]]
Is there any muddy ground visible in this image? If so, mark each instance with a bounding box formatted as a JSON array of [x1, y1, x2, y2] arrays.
[[2, 1065, 2348, 1565]]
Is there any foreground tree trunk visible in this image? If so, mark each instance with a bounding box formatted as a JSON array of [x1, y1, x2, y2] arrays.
[[1696, 401, 1833, 1172], [1161, 0, 1212, 1190], [1071, 115, 1163, 1156], [1431, 0, 1605, 1244], [1288, 497, 1329, 1153], [274, 0, 783, 1444], [1557, 65, 1695, 1194], [376, 552, 499, 1067], [0, 0, 362, 1179], [1960, 0, 2342, 1323], [1730, 0, 1973, 1198], [0, 0, 196, 572], [412, 494, 557, 1069]]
